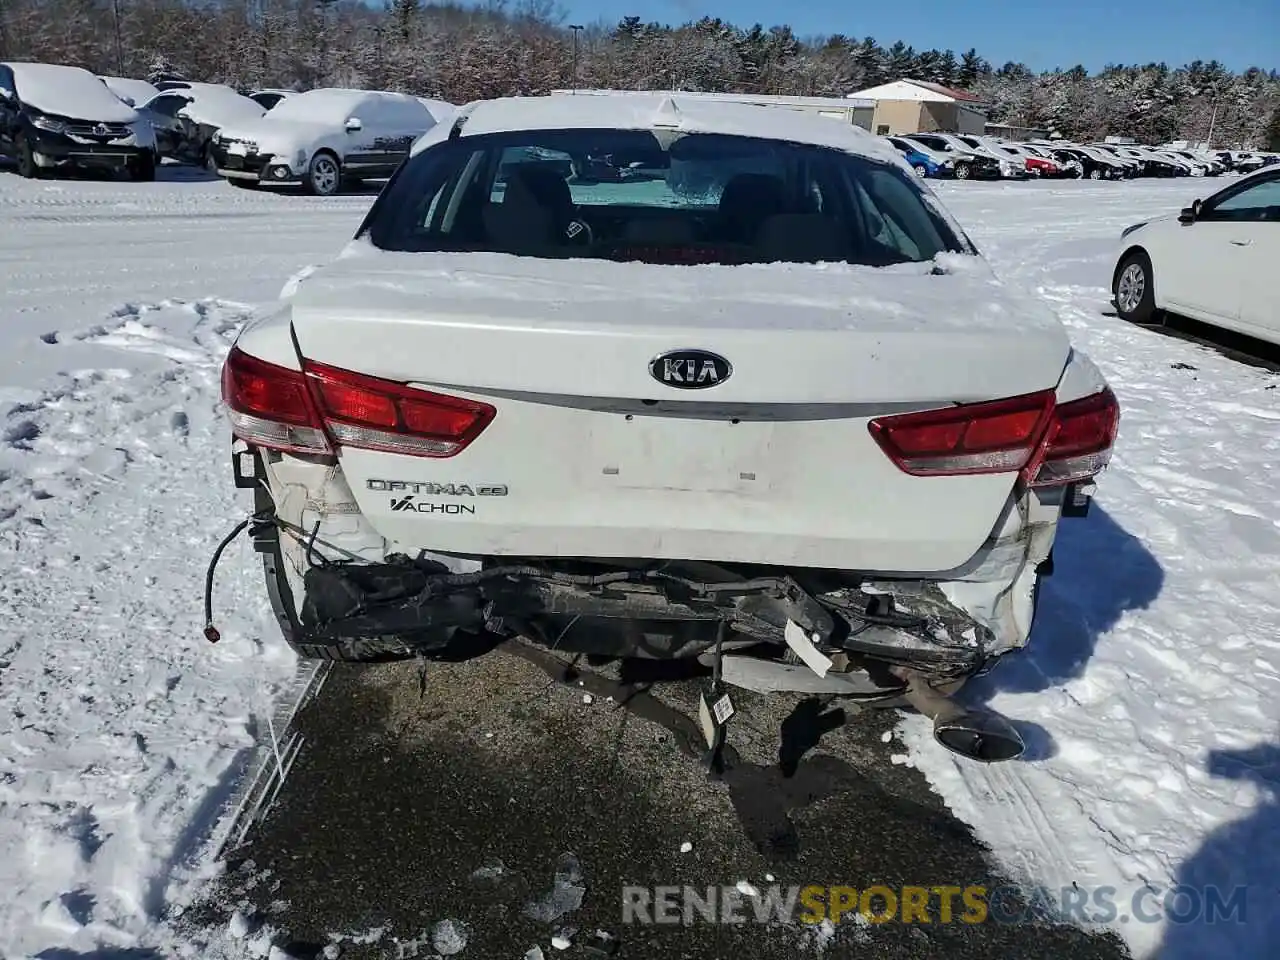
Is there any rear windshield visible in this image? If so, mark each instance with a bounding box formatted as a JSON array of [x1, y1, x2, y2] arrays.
[[362, 128, 967, 267]]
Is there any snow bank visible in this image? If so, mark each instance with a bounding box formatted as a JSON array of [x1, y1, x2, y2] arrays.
[[0, 173, 369, 957]]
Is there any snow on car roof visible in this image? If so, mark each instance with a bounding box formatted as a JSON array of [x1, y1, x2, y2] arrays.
[[416, 97, 457, 122], [267, 87, 415, 122], [161, 80, 240, 96], [410, 93, 902, 166], [4, 61, 137, 122], [101, 76, 158, 106], [152, 84, 265, 127]]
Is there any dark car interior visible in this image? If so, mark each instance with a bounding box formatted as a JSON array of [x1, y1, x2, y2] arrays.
[[367, 131, 966, 268]]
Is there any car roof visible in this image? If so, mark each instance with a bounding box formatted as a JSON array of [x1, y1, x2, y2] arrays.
[[409, 93, 901, 167]]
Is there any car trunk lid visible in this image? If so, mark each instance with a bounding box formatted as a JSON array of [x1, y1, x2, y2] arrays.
[[280, 249, 1073, 573]]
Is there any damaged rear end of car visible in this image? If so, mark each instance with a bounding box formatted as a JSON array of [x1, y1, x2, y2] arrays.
[[211, 98, 1121, 763]]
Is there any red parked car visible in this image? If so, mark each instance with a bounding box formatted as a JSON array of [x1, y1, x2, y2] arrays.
[[998, 143, 1066, 178]]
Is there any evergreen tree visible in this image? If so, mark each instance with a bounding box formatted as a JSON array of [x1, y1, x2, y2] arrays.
[[1267, 107, 1280, 150]]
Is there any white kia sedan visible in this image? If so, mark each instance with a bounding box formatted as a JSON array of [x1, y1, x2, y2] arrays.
[[215, 93, 1121, 764], [1113, 167, 1280, 345]]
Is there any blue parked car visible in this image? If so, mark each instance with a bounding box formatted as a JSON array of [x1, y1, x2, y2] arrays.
[[882, 136, 955, 179]]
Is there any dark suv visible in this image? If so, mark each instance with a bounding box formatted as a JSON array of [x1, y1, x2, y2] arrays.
[[0, 61, 157, 180]]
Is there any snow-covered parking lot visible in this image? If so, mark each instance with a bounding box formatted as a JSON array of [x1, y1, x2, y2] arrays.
[[0, 167, 1276, 959]]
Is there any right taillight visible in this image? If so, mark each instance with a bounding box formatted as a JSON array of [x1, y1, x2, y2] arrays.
[[1027, 387, 1120, 487], [220, 346, 495, 459], [868, 390, 1056, 477], [869, 386, 1119, 489]]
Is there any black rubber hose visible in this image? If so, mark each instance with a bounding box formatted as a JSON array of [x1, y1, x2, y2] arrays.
[[203, 516, 251, 642]]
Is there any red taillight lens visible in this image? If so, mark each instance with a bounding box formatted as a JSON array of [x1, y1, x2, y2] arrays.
[[868, 391, 1055, 476], [221, 346, 331, 454], [869, 387, 1119, 488], [304, 362, 495, 458], [221, 349, 496, 459], [1028, 387, 1120, 487]]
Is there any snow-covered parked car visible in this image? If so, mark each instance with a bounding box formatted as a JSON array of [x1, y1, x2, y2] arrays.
[[214, 94, 1120, 764], [209, 88, 437, 195], [136, 83, 265, 170], [1113, 165, 1280, 345], [0, 61, 158, 180]]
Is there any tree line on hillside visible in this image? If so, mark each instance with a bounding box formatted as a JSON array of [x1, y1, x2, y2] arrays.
[[1, 0, 1277, 148]]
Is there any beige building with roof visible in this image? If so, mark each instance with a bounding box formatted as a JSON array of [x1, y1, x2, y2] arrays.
[[847, 79, 989, 136]]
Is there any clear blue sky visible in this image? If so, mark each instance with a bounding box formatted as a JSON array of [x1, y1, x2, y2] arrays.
[[557, 0, 1279, 73]]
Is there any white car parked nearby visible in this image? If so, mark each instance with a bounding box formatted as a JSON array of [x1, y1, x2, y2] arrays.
[[209, 87, 438, 195], [214, 94, 1120, 765], [1113, 166, 1280, 345]]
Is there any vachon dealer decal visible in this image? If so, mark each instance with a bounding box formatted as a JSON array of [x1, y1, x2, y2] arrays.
[[367, 479, 508, 516]]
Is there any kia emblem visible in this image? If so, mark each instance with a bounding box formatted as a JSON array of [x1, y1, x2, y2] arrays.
[[649, 349, 732, 390]]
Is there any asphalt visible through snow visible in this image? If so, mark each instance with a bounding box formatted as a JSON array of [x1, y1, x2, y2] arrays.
[[182, 644, 1133, 959]]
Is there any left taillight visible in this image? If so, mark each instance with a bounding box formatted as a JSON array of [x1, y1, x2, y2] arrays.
[[220, 348, 497, 459], [304, 361, 495, 458], [221, 346, 332, 454]]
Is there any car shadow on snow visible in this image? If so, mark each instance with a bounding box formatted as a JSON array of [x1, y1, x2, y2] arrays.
[[962, 501, 1165, 761], [1104, 305, 1280, 374], [1153, 739, 1280, 959]]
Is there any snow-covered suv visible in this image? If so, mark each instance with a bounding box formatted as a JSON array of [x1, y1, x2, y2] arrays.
[[0, 61, 157, 180], [209, 87, 438, 195], [214, 94, 1120, 764]]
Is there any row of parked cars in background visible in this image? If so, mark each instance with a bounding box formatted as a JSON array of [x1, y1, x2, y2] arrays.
[[4, 58, 1277, 195], [883, 131, 1277, 181], [1, 60, 455, 194]]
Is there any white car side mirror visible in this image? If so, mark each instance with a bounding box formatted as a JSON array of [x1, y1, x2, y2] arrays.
[[345, 117, 362, 133]]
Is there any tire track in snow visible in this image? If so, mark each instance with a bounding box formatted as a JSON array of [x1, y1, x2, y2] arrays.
[[0, 299, 304, 957]]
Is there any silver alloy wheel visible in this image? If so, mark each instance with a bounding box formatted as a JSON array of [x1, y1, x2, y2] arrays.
[[1116, 262, 1146, 314], [311, 155, 339, 195], [913, 164, 927, 177]]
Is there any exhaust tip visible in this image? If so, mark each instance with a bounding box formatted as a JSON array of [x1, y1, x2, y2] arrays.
[[933, 709, 1026, 763]]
